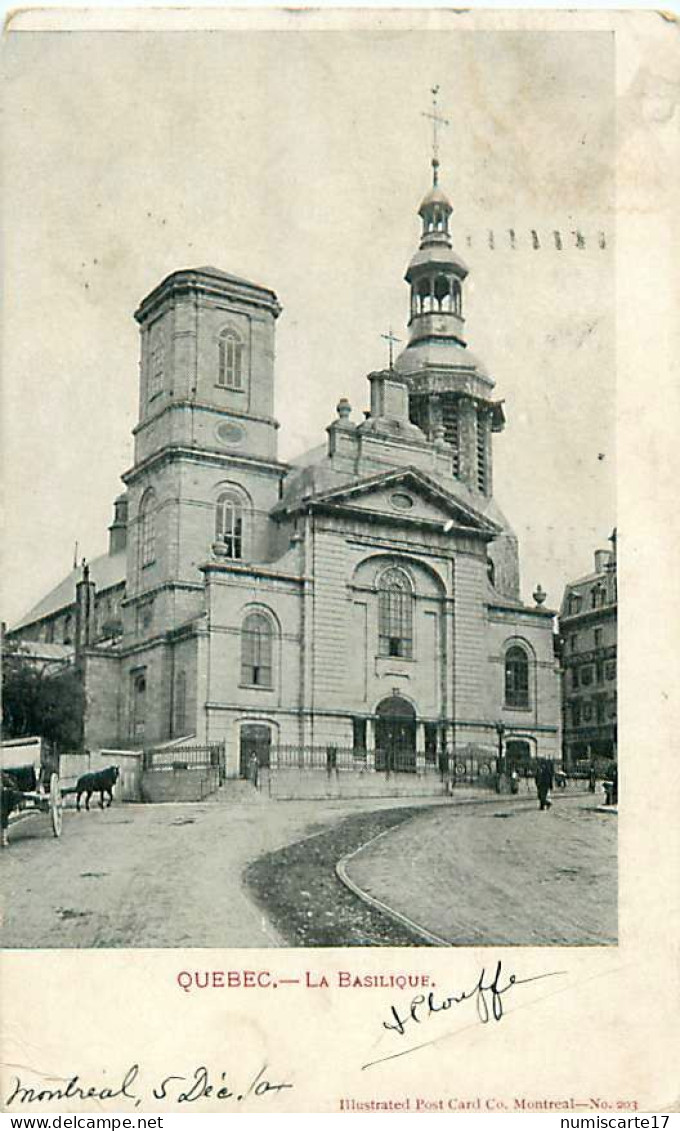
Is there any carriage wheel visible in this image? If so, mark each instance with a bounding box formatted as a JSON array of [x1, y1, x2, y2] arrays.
[[49, 773, 63, 838]]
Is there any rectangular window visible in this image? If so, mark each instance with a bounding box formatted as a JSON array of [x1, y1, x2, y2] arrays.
[[581, 666, 593, 686], [442, 400, 460, 476], [476, 409, 487, 493], [352, 718, 367, 753], [606, 661, 617, 680], [572, 702, 581, 727], [241, 626, 272, 688], [583, 702, 592, 721], [131, 669, 147, 741], [218, 334, 244, 391], [571, 668, 579, 689], [594, 628, 603, 648], [424, 723, 438, 763], [570, 634, 578, 652], [378, 580, 413, 659], [149, 344, 163, 399]]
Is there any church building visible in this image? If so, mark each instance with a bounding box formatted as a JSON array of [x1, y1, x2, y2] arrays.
[[9, 154, 560, 779]]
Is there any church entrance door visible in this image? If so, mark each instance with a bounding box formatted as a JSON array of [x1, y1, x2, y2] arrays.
[[239, 724, 271, 778], [375, 696, 416, 773]]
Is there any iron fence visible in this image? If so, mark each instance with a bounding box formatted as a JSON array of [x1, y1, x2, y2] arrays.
[[272, 744, 439, 775], [143, 743, 225, 777]]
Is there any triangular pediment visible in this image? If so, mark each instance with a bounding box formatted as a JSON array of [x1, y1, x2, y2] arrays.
[[301, 467, 500, 536]]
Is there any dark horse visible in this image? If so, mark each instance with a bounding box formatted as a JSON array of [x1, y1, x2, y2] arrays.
[[75, 765, 120, 811]]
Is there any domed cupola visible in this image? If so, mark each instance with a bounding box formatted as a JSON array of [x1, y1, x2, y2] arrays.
[[404, 171, 469, 349]]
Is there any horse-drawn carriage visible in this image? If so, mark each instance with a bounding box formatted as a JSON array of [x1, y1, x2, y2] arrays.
[[0, 740, 64, 847]]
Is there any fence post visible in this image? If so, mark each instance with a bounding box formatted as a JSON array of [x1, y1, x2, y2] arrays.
[[365, 720, 376, 773], [415, 722, 426, 776]]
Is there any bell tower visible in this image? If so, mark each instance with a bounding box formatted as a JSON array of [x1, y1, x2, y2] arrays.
[[132, 266, 281, 467], [394, 88, 505, 496]]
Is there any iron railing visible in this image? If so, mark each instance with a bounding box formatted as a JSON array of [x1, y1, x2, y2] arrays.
[[143, 743, 225, 774]]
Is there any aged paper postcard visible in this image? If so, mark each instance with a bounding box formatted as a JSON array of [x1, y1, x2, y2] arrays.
[[1, 6, 678, 1116]]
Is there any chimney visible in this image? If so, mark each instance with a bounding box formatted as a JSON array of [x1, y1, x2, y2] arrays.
[[108, 493, 128, 554], [75, 560, 96, 656], [594, 549, 610, 573], [369, 369, 410, 422]]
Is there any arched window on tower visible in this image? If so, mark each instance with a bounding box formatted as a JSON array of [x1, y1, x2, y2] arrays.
[[435, 274, 452, 312], [215, 491, 244, 559], [452, 280, 462, 316], [378, 568, 414, 658], [139, 489, 157, 568], [241, 611, 274, 688], [505, 645, 530, 708], [217, 329, 244, 391], [417, 277, 432, 315]]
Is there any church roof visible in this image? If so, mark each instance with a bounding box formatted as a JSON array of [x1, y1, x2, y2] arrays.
[[192, 265, 270, 290], [275, 464, 501, 536], [11, 550, 126, 631], [406, 243, 469, 279], [418, 184, 453, 214], [135, 266, 280, 323], [394, 337, 491, 381], [11, 641, 74, 665]]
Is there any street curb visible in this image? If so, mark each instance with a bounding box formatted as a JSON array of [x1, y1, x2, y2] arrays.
[[334, 791, 593, 946], [335, 818, 453, 947]]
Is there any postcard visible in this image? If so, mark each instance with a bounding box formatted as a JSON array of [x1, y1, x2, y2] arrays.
[[1, 6, 678, 1115]]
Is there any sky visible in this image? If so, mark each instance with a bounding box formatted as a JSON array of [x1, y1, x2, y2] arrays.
[[2, 23, 616, 624]]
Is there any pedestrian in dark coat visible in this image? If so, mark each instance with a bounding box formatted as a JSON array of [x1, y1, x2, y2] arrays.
[[535, 759, 554, 810]]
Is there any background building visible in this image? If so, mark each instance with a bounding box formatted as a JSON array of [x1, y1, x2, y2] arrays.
[[559, 532, 617, 767], [7, 162, 561, 780]]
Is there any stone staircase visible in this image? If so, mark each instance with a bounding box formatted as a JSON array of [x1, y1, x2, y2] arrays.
[[207, 778, 269, 805]]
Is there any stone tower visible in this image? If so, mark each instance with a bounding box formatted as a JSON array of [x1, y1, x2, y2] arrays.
[[122, 267, 285, 636]]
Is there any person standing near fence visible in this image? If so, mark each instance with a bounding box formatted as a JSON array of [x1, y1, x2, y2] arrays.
[[535, 758, 554, 811]]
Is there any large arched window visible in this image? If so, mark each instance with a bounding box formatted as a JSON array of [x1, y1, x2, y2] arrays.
[[215, 490, 244, 559], [505, 645, 530, 708], [241, 612, 273, 688], [218, 328, 244, 391], [378, 568, 413, 658], [139, 489, 157, 568]]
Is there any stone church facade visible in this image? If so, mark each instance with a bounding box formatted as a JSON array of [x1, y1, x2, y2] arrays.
[[9, 171, 560, 778]]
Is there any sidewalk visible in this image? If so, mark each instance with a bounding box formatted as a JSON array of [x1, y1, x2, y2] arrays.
[[342, 792, 617, 946]]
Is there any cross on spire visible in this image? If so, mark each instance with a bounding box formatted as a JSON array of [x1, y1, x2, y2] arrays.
[[381, 327, 401, 370], [421, 84, 449, 185]]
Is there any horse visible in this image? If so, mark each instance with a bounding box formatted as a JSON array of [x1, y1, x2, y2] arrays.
[[75, 765, 120, 811]]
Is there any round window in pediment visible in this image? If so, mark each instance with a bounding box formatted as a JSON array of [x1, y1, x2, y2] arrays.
[[391, 492, 414, 511], [216, 421, 245, 447]]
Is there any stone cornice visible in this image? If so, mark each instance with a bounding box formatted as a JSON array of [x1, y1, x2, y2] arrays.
[[131, 399, 281, 438], [122, 444, 288, 485], [135, 269, 281, 324]]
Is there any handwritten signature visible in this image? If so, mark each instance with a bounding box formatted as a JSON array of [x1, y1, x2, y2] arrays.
[[366, 960, 565, 1069], [5, 1064, 293, 1107]]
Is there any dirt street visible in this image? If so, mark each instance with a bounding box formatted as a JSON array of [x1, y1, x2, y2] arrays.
[[0, 794, 449, 948]]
